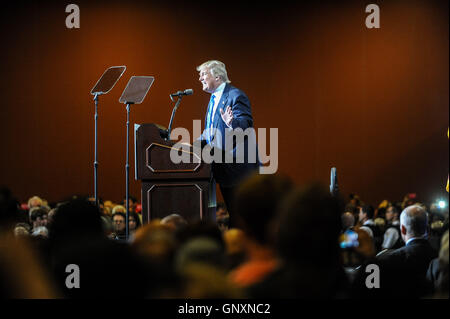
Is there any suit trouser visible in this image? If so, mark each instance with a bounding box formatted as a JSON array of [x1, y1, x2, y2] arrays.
[[219, 184, 237, 228]]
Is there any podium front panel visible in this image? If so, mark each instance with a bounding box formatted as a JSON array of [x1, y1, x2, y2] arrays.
[[141, 181, 214, 224], [136, 123, 211, 180]]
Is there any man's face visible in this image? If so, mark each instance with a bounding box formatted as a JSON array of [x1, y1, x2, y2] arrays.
[[113, 215, 125, 232], [199, 68, 220, 93], [358, 208, 366, 223], [216, 208, 228, 220], [34, 214, 48, 227], [128, 216, 137, 231], [216, 208, 230, 232], [41, 214, 48, 226]]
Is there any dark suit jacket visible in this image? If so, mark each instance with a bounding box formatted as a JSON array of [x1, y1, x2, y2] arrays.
[[203, 84, 260, 187], [351, 238, 437, 298], [426, 257, 448, 295], [374, 238, 437, 298]]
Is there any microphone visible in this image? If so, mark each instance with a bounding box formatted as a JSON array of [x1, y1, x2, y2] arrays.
[[170, 89, 193, 97], [330, 167, 338, 196]]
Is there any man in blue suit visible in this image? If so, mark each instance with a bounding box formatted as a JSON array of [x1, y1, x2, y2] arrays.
[[197, 60, 259, 226]]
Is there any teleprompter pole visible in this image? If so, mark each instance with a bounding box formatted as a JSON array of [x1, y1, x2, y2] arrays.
[[125, 103, 133, 240], [93, 93, 100, 207]]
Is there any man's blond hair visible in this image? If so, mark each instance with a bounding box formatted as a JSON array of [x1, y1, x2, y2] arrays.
[[196, 60, 231, 83]]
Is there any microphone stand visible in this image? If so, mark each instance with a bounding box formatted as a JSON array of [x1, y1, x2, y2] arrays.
[[166, 95, 183, 140]]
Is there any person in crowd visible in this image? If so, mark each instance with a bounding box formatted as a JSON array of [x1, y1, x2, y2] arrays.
[[29, 207, 48, 234], [427, 230, 449, 298], [172, 220, 242, 298], [112, 205, 126, 215], [223, 228, 247, 270], [344, 193, 361, 216], [340, 227, 376, 286], [358, 204, 383, 252], [374, 217, 386, 235], [161, 213, 188, 231], [341, 210, 376, 271], [27, 196, 43, 210], [128, 211, 142, 235], [381, 204, 403, 250], [123, 196, 138, 213], [102, 200, 114, 218], [216, 202, 230, 232], [354, 205, 438, 298], [176, 262, 244, 299], [48, 198, 155, 298], [428, 205, 448, 253], [0, 234, 58, 298], [47, 208, 57, 226], [13, 222, 31, 237], [248, 183, 350, 298], [31, 225, 49, 238], [101, 215, 115, 240], [132, 220, 178, 266], [111, 211, 127, 240], [376, 199, 390, 219], [87, 196, 106, 215], [229, 173, 293, 288], [341, 212, 355, 232], [175, 220, 226, 252], [133, 220, 224, 297], [358, 205, 375, 237], [175, 236, 226, 272], [401, 193, 417, 210]]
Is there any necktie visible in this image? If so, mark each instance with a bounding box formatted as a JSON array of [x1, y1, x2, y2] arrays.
[[206, 94, 215, 143]]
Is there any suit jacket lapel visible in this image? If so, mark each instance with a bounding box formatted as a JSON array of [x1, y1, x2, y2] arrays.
[[213, 84, 230, 130]]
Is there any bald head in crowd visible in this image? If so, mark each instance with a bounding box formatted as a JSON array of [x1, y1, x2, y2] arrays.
[[161, 214, 188, 231], [341, 212, 355, 231], [400, 205, 428, 243]]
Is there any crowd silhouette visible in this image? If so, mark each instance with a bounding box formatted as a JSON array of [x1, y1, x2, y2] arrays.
[[0, 174, 448, 299]]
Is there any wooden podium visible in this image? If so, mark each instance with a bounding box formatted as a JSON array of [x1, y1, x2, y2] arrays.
[[135, 123, 216, 224]]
